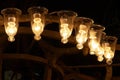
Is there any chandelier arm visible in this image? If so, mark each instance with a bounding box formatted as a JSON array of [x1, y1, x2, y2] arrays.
[[52, 64, 64, 77], [25, 39, 36, 53], [105, 65, 112, 80], [38, 40, 82, 77], [44, 65, 52, 80], [60, 63, 120, 69], [38, 42, 65, 78], [46, 14, 60, 24], [64, 73, 96, 80], [39, 39, 82, 56], [1, 54, 48, 64], [62, 63, 112, 80], [41, 50, 65, 78]]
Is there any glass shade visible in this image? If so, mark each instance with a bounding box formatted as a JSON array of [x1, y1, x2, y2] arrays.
[[28, 6, 48, 40], [75, 17, 94, 49], [88, 24, 105, 55], [58, 10, 77, 44], [102, 36, 117, 65], [1, 8, 21, 42], [95, 32, 106, 62]]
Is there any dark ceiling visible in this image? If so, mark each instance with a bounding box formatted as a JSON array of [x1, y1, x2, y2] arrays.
[[0, 0, 120, 80]]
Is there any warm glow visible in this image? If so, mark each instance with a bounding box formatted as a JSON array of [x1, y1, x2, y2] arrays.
[[33, 17, 41, 23], [88, 28, 100, 55], [89, 29, 97, 39], [6, 22, 16, 35], [28, 7, 48, 40], [60, 23, 71, 44], [1, 8, 21, 42], [97, 56, 104, 62], [1, 7, 118, 65], [102, 36, 117, 65], [6, 21, 17, 42], [104, 46, 114, 59], [89, 39, 99, 55], [32, 17, 44, 40], [58, 10, 77, 44], [96, 46, 104, 56], [76, 25, 88, 49], [76, 43, 83, 49], [76, 30, 87, 43]]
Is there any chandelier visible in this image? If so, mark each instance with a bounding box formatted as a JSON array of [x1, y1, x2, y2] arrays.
[[0, 6, 118, 65]]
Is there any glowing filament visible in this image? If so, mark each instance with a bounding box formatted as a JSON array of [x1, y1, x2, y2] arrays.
[[32, 17, 44, 40], [88, 29, 100, 55], [5, 17, 17, 42], [6, 22, 16, 35], [96, 46, 104, 56], [103, 43, 114, 65], [104, 46, 114, 59], [76, 30, 87, 49], [76, 25, 88, 49], [89, 39, 99, 55], [60, 23, 71, 44]]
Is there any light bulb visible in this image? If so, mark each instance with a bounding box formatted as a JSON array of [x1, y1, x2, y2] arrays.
[[60, 23, 71, 44], [32, 17, 44, 40], [96, 46, 104, 56], [76, 43, 83, 49], [58, 10, 77, 44], [88, 24, 105, 55], [104, 49, 114, 59], [28, 7, 48, 40], [89, 39, 99, 55], [104, 43, 114, 59], [1, 8, 21, 42], [76, 30, 87, 49], [6, 21, 17, 42], [6, 22, 16, 34], [89, 29, 99, 55], [75, 17, 93, 50], [61, 38, 68, 44], [102, 36, 117, 64], [97, 56, 104, 62]]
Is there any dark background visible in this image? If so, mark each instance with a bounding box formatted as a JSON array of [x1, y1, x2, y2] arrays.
[[0, 0, 120, 80]]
